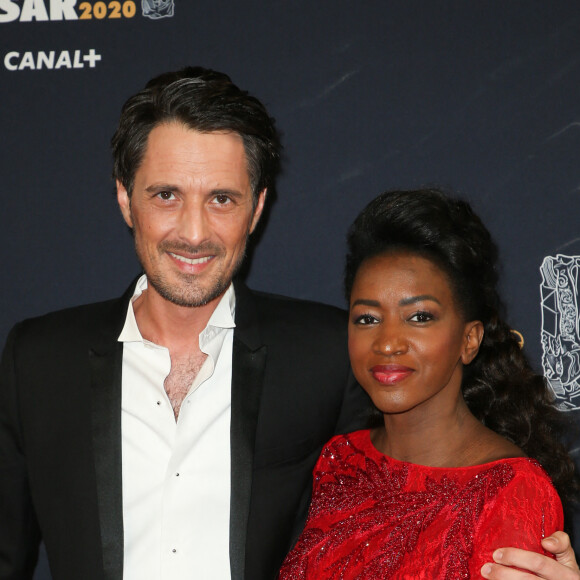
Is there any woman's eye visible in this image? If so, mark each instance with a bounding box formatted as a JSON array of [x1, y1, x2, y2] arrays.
[[409, 311, 433, 323], [354, 314, 378, 325]]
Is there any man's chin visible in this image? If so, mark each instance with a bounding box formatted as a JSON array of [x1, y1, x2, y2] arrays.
[[148, 275, 230, 308]]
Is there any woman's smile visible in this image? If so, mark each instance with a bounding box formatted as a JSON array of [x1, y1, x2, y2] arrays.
[[370, 364, 414, 385]]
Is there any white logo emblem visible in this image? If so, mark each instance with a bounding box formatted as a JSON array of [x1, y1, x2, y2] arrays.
[[540, 254, 580, 411], [4, 49, 102, 70]]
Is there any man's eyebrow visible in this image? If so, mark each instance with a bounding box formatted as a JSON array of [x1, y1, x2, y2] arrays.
[[399, 295, 441, 306], [145, 184, 179, 192]]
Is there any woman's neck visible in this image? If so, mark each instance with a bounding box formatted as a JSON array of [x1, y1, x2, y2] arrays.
[[373, 400, 510, 468]]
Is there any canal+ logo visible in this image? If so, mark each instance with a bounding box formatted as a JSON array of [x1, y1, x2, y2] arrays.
[[0, 0, 175, 22]]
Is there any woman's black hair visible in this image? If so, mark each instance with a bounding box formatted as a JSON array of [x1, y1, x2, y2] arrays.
[[345, 188, 578, 506]]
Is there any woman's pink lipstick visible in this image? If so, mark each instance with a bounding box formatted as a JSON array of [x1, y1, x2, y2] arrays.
[[371, 365, 414, 385]]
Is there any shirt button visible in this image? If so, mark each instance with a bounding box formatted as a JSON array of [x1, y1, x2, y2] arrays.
[[175, 473, 180, 477], [172, 548, 177, 553]]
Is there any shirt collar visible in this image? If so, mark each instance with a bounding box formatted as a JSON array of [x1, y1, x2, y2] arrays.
[[118, 274, 236, 345]]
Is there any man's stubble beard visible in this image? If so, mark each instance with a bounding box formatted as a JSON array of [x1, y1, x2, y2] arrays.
[[135, 238, 248, 308], [148, 268, 234, 308]]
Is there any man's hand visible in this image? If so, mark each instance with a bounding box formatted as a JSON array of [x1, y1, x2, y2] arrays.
[[480, 531, 580, 579]]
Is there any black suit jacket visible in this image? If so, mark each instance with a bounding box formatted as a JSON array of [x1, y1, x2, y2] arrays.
[[0, 280, 370, 580]]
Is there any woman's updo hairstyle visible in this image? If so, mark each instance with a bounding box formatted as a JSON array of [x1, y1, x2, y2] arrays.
[[345, 188, 496, 324], [345, 188, 578, 505]]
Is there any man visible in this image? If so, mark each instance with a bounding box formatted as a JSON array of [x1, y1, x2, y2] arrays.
[[0, 67, 577, 579]]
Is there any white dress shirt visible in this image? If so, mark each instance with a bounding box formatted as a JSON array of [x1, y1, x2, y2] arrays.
[[118, 275, 234, 579]]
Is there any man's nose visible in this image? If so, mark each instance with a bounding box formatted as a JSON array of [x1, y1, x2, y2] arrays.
[[176, 201, 210, 245]]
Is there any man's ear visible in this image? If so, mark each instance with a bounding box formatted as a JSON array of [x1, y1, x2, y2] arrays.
[[249, 188, 267, 233], [461, 320, 484, 365], [116, 180, 133, 228]]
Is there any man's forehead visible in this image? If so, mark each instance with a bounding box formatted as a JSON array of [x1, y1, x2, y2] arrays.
[[136, 124, 252, 188], [143, 124, 245, 160]]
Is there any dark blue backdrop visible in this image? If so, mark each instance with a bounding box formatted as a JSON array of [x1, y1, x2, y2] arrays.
[[1, 2, 580, 577]]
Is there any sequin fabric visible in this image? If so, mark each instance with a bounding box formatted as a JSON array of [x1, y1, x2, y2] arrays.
[[278, 430, 563, 580]]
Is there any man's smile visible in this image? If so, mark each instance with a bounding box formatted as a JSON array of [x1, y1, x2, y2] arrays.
[[168, 252, 214, 265]]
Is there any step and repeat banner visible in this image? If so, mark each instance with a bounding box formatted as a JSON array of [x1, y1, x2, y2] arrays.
[[2, 1, 580, 576]]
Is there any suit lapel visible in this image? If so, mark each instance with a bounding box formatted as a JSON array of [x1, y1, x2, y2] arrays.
[[229, 281, 267, 580], [87, 282, 136, 580], [89, 343, 124, 580]]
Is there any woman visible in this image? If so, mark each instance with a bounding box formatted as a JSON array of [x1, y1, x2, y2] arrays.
[[279, 188, 577, 579]]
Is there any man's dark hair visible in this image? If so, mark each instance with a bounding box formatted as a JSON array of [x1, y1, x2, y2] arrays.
[[111, 66, 281, 201]]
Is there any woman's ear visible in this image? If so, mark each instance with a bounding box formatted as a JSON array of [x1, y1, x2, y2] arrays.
[[461, 321, 484, 365]]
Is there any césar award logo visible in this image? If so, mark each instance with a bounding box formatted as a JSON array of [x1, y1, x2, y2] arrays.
[[142, 0, 174, 19], [540, 254, 580, 411]]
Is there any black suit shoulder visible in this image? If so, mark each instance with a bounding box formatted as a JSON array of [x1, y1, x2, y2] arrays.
[[249, 288, 347, 320], [6, 284, 134, 353], [235, 284, 349, 352], [252, 292, 348, 359]]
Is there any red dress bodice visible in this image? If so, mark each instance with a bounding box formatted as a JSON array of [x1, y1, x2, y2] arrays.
[[279, 430, 563, 579]]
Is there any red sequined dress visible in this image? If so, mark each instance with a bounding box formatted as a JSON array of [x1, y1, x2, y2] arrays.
[[279, 430, 563, 579]]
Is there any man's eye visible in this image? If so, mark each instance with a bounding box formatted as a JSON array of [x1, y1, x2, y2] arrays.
[[409, 311, 433, 323], [214, 194, 232, 204], [157, 191, 175, 201]]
